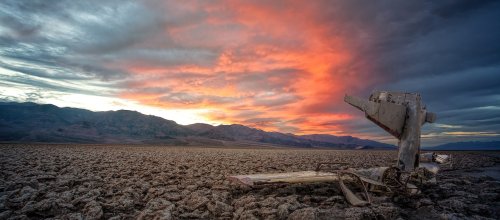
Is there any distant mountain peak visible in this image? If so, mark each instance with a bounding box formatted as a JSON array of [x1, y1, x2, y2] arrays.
[[424, 141, 500, 150], [0, 101, 395, 149], [300, 134, 395, 149]]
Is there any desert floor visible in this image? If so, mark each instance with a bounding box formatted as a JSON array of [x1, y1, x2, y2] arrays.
[[0, 144, 499, 219]]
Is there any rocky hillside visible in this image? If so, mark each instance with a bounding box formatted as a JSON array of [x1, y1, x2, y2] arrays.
[[0, 102, 395, 149]]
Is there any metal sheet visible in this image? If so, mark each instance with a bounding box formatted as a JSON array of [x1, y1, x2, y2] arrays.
[[344, 95, 406, 138], [366, 100, 407, 138], [419, 162, 440, 174], [228, 171, 339, 186], [339, 177, 369, 206]]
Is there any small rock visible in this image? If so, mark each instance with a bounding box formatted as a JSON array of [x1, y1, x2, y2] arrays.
[[186, 185, 197, 191], [317, 208, 345, 219], [207, 201, 233, 216], [165, 185, 179, 192], [138, 208, 173, 220], [479, 192, 498, 200], [410, 206, 441, 220], [0, 210, 12, 219], [439, 213, 466, 220], [184, 193, 209, 211], [260, 197, 279, 208], [212, 191, 229, 203], [467, 204, 491, 216], [373, 205, 399, 219], [233, 195, 256, 209], [211, 185, 229, 190], [4, 214, 29, 220], [164, 193, 182, 201], [20, 201, 36, 214], [146, 198, 174, 211], [437, 198, 465, 212], [344, 207, 375, 220], [260, 207, 277, 216], [63, 212, 84, 220], [117, 196, 134, 210], [288, 207, 318, 220], [439, 183, 457, 190], [238, 210, 259, 220], [83, 201, 103, 220], [277, 204, 290, 219], [34, 198, 55, 212], [244, 201, 259, 210], [179, 210, 209, 219], [36, 175, 56, 182], [419, 198, 433, 206]]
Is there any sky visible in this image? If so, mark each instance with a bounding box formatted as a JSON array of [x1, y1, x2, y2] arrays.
[[1, 0, 499, 146]]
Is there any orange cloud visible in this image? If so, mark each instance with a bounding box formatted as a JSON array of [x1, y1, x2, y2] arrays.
[[117, 0, 377, 134]]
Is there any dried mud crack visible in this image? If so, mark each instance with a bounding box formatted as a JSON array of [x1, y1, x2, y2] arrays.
[[0, 144, 499, 219]]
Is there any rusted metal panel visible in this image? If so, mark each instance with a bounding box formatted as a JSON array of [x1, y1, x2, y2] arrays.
[[339, 177, 369, 206], [345, 91, 436, 172], [354, 167, 391, 182], [228, 171, 339, 186], [344, 95, 406, 138], [228, 90, 447, 207], [366, 101, 407, 138], [396, 93, 422, 171], [425, 112, 436, 123], [419, 163, 440, 174]]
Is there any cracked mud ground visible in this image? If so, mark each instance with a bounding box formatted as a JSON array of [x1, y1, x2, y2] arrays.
[[0, 144, 499, 220]]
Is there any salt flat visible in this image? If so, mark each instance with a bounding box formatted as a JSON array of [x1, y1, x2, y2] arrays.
[[0, 144, 499, 219]]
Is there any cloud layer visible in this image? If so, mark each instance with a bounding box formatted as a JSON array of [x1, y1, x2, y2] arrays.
[[1, 0, 499, 145]]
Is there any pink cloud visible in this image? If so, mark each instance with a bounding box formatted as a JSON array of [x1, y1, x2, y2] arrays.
[[117, 0, 379, 134]]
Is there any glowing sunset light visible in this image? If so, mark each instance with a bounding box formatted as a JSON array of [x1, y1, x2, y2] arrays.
[[1, 0, 499, 145]]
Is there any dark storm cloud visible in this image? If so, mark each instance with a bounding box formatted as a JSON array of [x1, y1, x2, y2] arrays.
[[319, 0, 500, 87], [322, 0, 500, 144]]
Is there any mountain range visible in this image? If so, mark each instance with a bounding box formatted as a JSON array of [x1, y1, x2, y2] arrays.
[[2, 102, 497, 150], [423, 141, 500, 151], [0, 102, 395, 149]]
